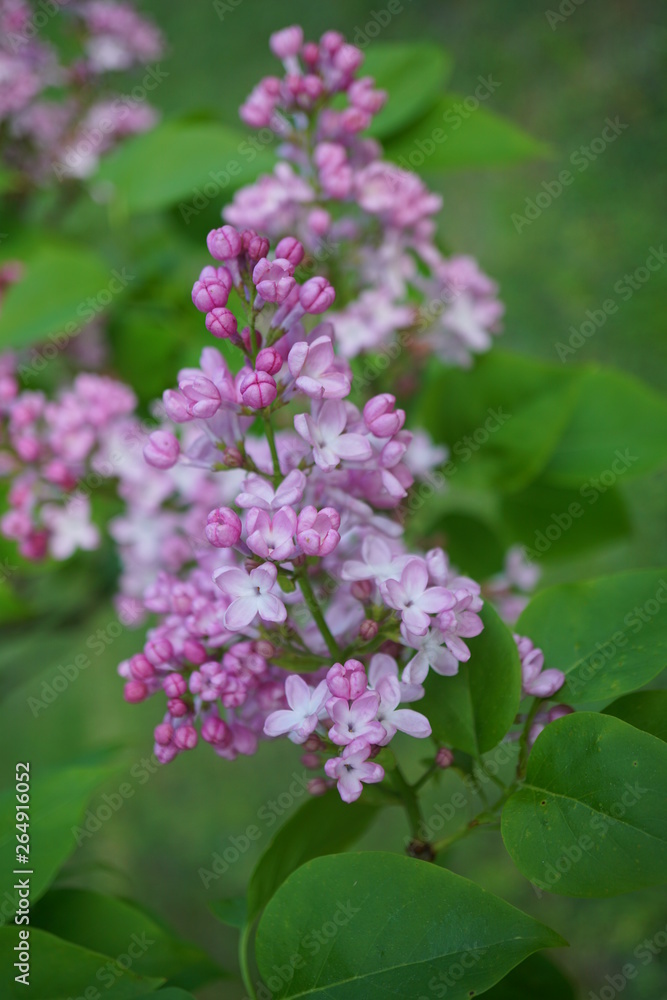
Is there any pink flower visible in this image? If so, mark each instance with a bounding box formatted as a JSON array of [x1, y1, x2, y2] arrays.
[[264, 674, 328, 743], [515, 634, 565, 698], [214, 562, 286, 630], [324, 738, 384, 803], [363, 394, 405, 437], [253, 257, 295, 304], [368, 652, 424, 703], [436, 590, 484, 662], [270, 25, 304, 60], [296, 505, 340, 556], [288, 335, 351, 399], [327, 690, 385, 746], [246, 505, 297, 561], [342, 534, 409, 585], [235, 470, 306, 511], [256, 347, 283, 375], [381, 558, 456, 636], [192, 265, 232, 312], [179, 376, 221, 418], [375, 676, 431, 744], [205, 307, 238, 340], [294, 400, 372, 471], [300, 276, 335, 314], [326, 658, 367, 699], [207, 226, 242, 260], [402, 628, 459, 684]]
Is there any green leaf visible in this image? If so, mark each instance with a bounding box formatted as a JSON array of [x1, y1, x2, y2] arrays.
[[416, 351, 582, 493], [500, 478, 631, 561], [483, 953, 576, 999], [435, 512, 506, 579], [424, 602, 521, 756], [0, 244, 111, 350], [0, 926, 163, 999], [0, 761, 115, 914], [385, 94, 551, 171], [209, 896, 247, 929], [516, 569, 667, 702], [31, 889, 224, 990], [502, 713, 667, 896], [602, 691, 667, 741], [96, 120, 274, 214], [246, 793, 378, 923], [541, 368, 667, 487], [255, 852, 565, 999], [362, 43, 452, 139]]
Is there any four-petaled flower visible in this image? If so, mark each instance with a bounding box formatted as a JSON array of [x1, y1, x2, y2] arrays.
[[288, 335, 351, 399], [294, 400, 372, 471], [380, 558, 455, 636], [213, 562, 286, 630], [324, 737, 384, 803], [263, 675, 328, 743]]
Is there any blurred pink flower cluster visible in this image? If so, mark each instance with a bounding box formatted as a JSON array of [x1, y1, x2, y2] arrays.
[[0, 0, 163, 182], [225, 26, 504, 366]]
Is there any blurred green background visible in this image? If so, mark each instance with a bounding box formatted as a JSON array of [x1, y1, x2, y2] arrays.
[[2, 2, 666, 997]]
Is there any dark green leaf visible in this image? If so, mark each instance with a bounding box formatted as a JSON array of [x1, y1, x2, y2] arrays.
[[501, 712, 667, 896], [602, 691, 667, 741], [0, 244, 111, 350], [385, 94, 551, 171], [424, 602, 521, 756], [483, 953, 576, 999], [246, 793, 377, 922], [516, 569, 667, 702], [209, 896, 247, 929], [0, 927, 163, 999], [31, 889, 224, 990], [255, 852, 565, 999]]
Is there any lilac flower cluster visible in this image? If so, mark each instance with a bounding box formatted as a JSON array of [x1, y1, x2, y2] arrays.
[[0, 0, 163, 182], [0, 358, 135, 559], [224, 26, 503, 366], [115, 223, 492, 802]]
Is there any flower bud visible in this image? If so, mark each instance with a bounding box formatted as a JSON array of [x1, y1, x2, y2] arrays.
[[436, 747, 455, 769], [254, 639, 275, 658], [301, 753, 321, 769], [179, 376, 221, 418], [205, 307, 238, 339], [326, 659, 367, 699], [207, 225, 242, 260], [183, 638, 208, 665], [270, 25, 303, 59], [364, 394, 405, 437], [255, 347, 283, 375], [222, 445, 243, 468], [275, 236, 305, 267], [124, 680, 148, 703], [300, 275, 335, 313], [162, 389, 192, 423], [191, 265, 232, 312], [201, 716, 232, 747], [154, 723, 174, 745], [239, 370, 277, 409], [144, 430, 180, 469], [205, 507, 242, 548], [351, 579, 373, 602], [163, 673, 187, 698], [242, 230, 270, 260], [167, 697, 189, 717], [129, 654, 155, 680], [144, 639, 173, 665], [359, 619, 378, 641], [174, 725, 198, 750], [308, 777, 329, 796]]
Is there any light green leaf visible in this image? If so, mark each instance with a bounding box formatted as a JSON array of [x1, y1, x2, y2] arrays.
[[516, 569, 667, 702], [0, 244, 111, 350], [385, 94, 551, 170], [0, 926, 163, 999], [0, 761, 115, 917], [255, 852, 565, 999], [424, 602, 522, 756], [602, 691, 667, 742], [502, 712, 667, 896], [96, 120, 274, 214], [31, 889, 224, 990], [362, 43, 452, 139]]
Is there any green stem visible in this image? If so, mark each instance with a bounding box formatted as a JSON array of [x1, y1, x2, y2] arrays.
[[296, 567, 340, 659], [261, 415, 281, 481], [517, 698, 542, 781], [392, 764, 424, 840], [412, 763, 438, 793], [239, 923, 257, 1000]]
